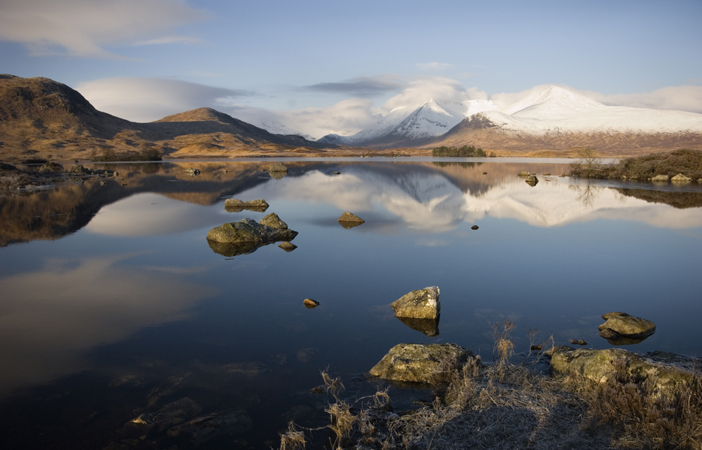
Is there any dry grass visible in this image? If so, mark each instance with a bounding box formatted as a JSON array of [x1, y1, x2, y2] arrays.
[[571, 148, 702, 181]]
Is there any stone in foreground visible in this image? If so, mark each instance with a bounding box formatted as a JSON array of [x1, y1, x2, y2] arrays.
[[598, 312, 655, 343], [549, 347, 694, 394], [224, 198, 269, 212], [391, 286, 440, 320], [369, 343, 475, 384]]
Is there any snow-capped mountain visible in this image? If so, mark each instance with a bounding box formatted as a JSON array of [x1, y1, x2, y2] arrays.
[[317, 84, 702, 151], [319, 98, 500, 147]]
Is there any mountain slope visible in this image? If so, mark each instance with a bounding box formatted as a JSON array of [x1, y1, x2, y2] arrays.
[[0, 75, 331, 160]]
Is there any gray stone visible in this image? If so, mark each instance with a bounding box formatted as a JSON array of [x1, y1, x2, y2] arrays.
[[369, 343, 475, 384], [391, 286, 440, 320]]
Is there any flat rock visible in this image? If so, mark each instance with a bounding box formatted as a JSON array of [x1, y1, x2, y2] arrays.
[[369, 343, 475, 384], [391, 286, 440, 320], [224, 198, 269, 212], [651, 174, 669, 182], [598, 312, 655, 342], [303, 298, 319, 308], [549, 347, 694, 394], [279, 242, 297, 252]]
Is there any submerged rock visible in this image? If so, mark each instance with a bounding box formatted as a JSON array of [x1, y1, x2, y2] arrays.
[[391, 286, 440, 320], [598, 312, 655, 344], [369, 343, 475, 384], [525, 175, 539, 186], [395, 315, 439, 337], [123, 397, 202, 439], [549, 347, 694, 394], [224, 198, 269, 212], [338, 211, 365, 227], [167, 409, 253, 445]]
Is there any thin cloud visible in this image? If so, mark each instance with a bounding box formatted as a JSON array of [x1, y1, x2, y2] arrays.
[[0, 0, 207, 58], [303, 75, 405, 97], [133, 36, 204, 46], [77, 77, 253, 122], [580, 86, 702, 114], [417, 62, 453, 71]]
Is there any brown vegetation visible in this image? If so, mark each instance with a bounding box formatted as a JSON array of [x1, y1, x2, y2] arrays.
[[282, 323, 702, 450], [570, 148, 702, 181]]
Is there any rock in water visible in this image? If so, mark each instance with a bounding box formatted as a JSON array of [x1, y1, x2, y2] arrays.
[[598, 312, 655, 344], [338, 211, 365, 224], [303, 299, 319, 309], [518, 171, 530, 178], [279, 242, 297, 252], [224, 199, 269, 212], [391, 286, 440, 320], [268, 162, 287, 173], [260, 212, 288, 229], [525, 175, 539, 186], [369, 343, 475, 384], [651, 174, 669, 182], [206, 218, 298, 257], [671, 173, 692, 183], [38, 162, 63, 173], [184, 167, 200, 175]]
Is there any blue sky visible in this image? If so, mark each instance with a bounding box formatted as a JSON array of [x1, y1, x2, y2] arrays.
[[1, 0, 701, 135]]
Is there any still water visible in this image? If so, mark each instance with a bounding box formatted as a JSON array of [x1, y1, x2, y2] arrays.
[[1, 159, 701, 449]]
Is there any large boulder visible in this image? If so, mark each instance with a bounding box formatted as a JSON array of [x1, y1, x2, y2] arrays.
[[369, 343, 475, 384], [549, 347, 694, 394], [391, 286, 440, 320], [598, 312, 655, 344]]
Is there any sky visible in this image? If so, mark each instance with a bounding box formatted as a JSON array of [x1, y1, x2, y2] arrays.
[[1, 0, 701, 137]]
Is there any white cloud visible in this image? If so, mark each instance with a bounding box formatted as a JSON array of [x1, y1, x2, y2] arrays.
[[417, 62, 454, 71], [77, 77, 249, 122], [381, 77, 488, 113], [578, 86, 702, 114], [0, 0, 207, 58]]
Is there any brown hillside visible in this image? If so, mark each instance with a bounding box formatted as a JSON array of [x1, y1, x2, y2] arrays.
[[0, 75, 334, 162]]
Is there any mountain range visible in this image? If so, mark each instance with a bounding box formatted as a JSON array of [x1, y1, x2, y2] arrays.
[[1, 75, 700, 160], [318, 86, 702, 154]]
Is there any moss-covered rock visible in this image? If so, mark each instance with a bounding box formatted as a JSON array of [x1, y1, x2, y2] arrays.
[[260, 213, 288, 229], [369, 343, 474, 384], [549, 347, 693, 394], [391, 286, 440, 320], [598, 312, 655, 343]]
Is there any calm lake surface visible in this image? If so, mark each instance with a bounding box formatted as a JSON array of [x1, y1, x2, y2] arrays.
[[1, 159, 702, 449]]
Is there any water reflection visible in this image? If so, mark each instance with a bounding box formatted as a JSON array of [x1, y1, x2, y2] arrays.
[[0, 254, 213, 395]]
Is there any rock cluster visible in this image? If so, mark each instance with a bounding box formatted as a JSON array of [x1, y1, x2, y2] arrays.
[[206, 215, 297, 257]]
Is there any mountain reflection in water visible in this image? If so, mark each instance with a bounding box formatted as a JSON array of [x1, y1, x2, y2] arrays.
[[0, 160, 701, 450]]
